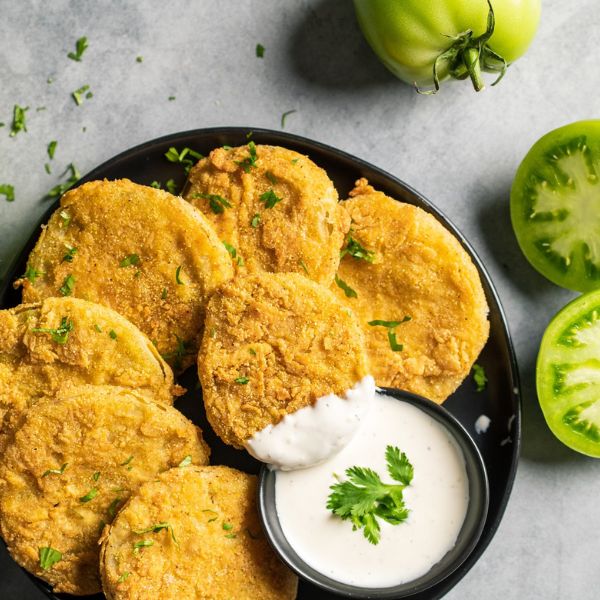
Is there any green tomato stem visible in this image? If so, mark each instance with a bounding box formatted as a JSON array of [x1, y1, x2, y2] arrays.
[[462, 47, 485, 92]]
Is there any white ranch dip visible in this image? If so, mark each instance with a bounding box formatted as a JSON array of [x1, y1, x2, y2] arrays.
[[245, 376, 375, 470], [275, 392, 469, 588]]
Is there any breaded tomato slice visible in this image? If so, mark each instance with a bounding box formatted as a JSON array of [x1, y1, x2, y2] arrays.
[[0, 385, 210, 595], [17, 179, 233, 371], [184, 144, 349, 285], [100, 466, 297, 600], [331, 179, 489, 403]]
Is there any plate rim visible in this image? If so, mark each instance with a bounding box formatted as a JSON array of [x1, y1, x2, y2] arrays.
[[0, 126, 521, 600]]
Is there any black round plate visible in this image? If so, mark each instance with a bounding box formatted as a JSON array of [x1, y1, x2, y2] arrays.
[[0, 127, 520, 600]]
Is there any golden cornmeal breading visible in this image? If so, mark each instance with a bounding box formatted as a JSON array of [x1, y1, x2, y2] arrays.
[[0, 297, 178, 452], [331, 179, 489, 403], [184, 144, 350, 285], [198, 272, 369, 448], [99, 466, 298, 600], [0, 385, 210, 595], [17, 179, 234, 371]]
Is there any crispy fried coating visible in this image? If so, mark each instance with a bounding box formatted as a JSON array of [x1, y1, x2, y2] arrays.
[[0, 385, 210, 595], [184, 144, 349, 285], [332, 179, 489, 403], [0, 297, 178, 451], [100, 466, 297, 600], [199, 272, 368, 448], [17, 179, 233, 371]]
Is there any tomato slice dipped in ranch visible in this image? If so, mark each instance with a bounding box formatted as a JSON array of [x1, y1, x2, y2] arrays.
[[537, 289, 600, 457], [511, 120, 600, 292]]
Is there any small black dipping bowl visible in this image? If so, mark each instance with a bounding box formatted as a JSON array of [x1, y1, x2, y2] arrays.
[[258, 387, 490, 599]]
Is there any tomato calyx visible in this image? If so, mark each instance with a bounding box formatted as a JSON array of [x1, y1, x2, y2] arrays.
[[416, 0, 508, 94]]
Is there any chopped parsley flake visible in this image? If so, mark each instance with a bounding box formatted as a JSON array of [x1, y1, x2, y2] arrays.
[[42, 463, 68, 477], [234, 376, 249, 385], [203, 509, 218, 522], [150, 181, 161, 189], [164, 146, 203, 175], [175, 265, 184, 285], [59, 274, 75, 296], [117, 572, 130, 583], [92, 471, 101, 482], [47, 140, 57, 159], [281, 109, 297, 128], [44, 163, 51, 174], [62, 246, 77, 262], [161, 287, 168, 300], [48, 163, 81, 198], [120, 455, 134, 467], [178, 455, 192, 468], [472, 364, 488, 392], [234, 141, 258, 173], [193, 192, 232, 214], [250, 213, 261, 228], [387, 330, 403, 352], [107, 497, 121, 518], [60, 210, 71, 227], [165, 179, 178, 194], [341, 235, 375, 263], [225, 533, 237, 539], [168, 95, 176, 101], [222, 241, 237, 258], [67, 36, 89, 61], [136, 56, 143, 63], [298, 259, 309, 274], [23, 264, 44, 282], [79, 487, 98, 503], [31, 316, 74, 344], [368, 317, 411, 352], [39, 547, 62, 571], [256, 43, 265, 58], [259, 188, 282, 209], [109, 329, 117, 340], [72, 84, 91, 106], [266, 171, 277, 185], [249, 348, 257, 356], [94, 323, 102, 333], [119, 254, 140, 268], [222, 522, 233, 531], [9, 105, 29, 137], [0, 184, 15, 202], [134, 522, 177, 543], [335, 274, 357, 298], [133, 539, 154, 553]]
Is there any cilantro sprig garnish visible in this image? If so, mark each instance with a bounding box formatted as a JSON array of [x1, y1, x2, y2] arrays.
[[327, 445, 413, 545], [259, 189, 282, 209], [341, 235, 375, 263], [68, 37, 89, 62], [31, 316, 74, 345], [472, 364, 488, 392], [164, 147, 203, 175], [368, 316, 411, 352], [235, 141, 258, 173], [193, 192, 232, 214]]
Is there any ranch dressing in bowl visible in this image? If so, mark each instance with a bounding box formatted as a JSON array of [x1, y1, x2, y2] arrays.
[[274, 392, 470, 589]]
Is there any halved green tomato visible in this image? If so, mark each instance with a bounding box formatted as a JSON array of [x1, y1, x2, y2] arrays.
[[511, 120, 600, 292], [537, 289, 600, 456]]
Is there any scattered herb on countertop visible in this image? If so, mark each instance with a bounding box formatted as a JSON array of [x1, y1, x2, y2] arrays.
[[256, 43, 265, 58], [48, 163, 81, 198], [327, 445, 413, 545], [47, 140, 57, 159], [9, 104, 28, 137], [0, 184, 15, 202], [136, 56, 143, 63], [193, 192, 231, 214], [335, 274, 357, 298], [31, 316, 73, 344], [72, 84, 92, 106], [67, 36, 89, 61], [39, 547, 62, 571], [472, 364, 487, 392], [42, 463, 68, 477], [259, 188, 282, 209], [281, 109, 296, 128]]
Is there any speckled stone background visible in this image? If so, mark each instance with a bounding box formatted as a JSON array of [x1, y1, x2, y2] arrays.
[[1, 1, 599, 598]]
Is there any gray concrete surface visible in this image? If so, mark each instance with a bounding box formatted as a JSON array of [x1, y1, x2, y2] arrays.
[[0, 1, 599, 598]]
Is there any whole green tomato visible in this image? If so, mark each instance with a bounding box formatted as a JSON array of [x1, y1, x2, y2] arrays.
[[354, 0, 541, 92]]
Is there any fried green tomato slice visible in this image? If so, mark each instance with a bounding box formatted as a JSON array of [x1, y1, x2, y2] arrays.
[[0, 297, 179, 451], [17, 179, 233, 371], [331, 179, 490, 403], [184, 144, 349, 285], [0, 385, 210, 595], [100, 466, 298, 600], [199, 272, 369, 448]]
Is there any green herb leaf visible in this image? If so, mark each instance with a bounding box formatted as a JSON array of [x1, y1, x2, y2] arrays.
[[281, 109, 296, 129], [368, 317, 411, 328], [341, 236, 375, 263], [326, 446, 413, 545], [120, 455, 133, 467], [47, 140, 57, 160], [299, 259, 309, 275], [109, 329, 117, 340], [134, 522, 173, 536], [117, 572, 130, 583], [48, 163, 81, 198], [72, 84, 91, 106], [0, 184, 15, 202], [79, 487, 98, 503], [60, 210, 71, 227], [266, 171, 277, 185], [136, 56, 143, 63], [225, 533, 237, 539], [472, 364, 488, 392], [175, 265, 184, 285], [222, 241, 237, 258], [164, 146, 203, 175], [193, 192, 232, 214], [9, 105, 29, 137], [387, 330, 403, 352], [335, 274, 357, 298], [234, 141, 258, 173], [31, 316, 74, 345], [94, 323, 102, 333], [150, 180, 161, 189], [168, 95, 176, 101], [178, 455, 192, 468], [62, 246, 77, 262], [256, 43, 265, 58], [42, 462, 68, 477], [202, 509, 218, 522], [234, 376, 249, 385], [259, 188, 282, 209], [222, 522, 233, 531], [39, 547, 62, 570], [23, 264, 44, 282], [67, 36, 89, 61], [59, 274, 75, 296], [165, 179, 178, 195], [250, 213, 261, 228], [107, 497, 121, 518], [119, 254, 140, 268], [161, 287, 168, 300], [160, 335, 194, 370], [249, 348, 257, 356], [133, 539, 154, 553], [92, 471, 101, 482]]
